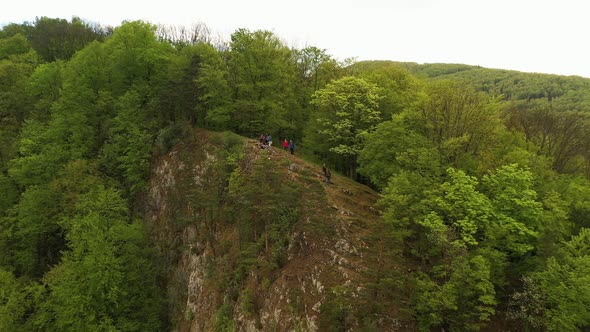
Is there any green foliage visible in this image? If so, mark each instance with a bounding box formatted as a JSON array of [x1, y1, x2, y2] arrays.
[[306, 76, 383, 176], [353, 61, 421, 119], [378, 164, 548, 329], [193, 43, 232, 129], [510, 229, 590, 331], [5, 185, 62, 277], [319, 285, 354, 331], [416, 81, 501, 167], [28, 16, 108, 62], [415, 255, 496, 331], [100, 90, 155, 194], [37, 186, 164, 331], [506, 104, 590, 173], [27, 61, 64, 119], [227, 29, 301, 137], [0, 173, 18, 216], [359, 115, 441, 189], [0, 33, 31, 60], [0, 45, 37, 165], [239, 287, 257, 317], [562, 175, 590, 230], [481, 164, 543, 256], [0, 269, 42, 331], [294, 45, 344, 120], [155, 121, 188, 154], [214, 302, 235, 332]]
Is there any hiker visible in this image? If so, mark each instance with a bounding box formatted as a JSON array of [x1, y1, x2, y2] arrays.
[[289, 140, 295, 155], [259, 134, 267, 149], [322, 163, 327, 176], [326, 169, 331, 184], [267, 134, 273, 148], [259, 134, 266, 149], [283, 138, 288, 150]]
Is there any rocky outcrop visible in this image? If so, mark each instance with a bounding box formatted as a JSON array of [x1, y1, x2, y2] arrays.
[[144, 130, 409, 331]]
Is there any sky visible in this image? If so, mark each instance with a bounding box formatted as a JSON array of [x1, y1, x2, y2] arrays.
[[2, 0, 590, 78]]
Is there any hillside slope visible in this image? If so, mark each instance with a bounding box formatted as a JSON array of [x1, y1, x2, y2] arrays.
[[144, 129, 410, 331], [351, 60, 590, 110]]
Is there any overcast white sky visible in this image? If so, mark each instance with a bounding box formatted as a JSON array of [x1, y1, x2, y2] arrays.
[[2, 0, 589, 77]]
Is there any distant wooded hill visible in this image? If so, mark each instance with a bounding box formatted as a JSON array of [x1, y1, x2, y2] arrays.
[[352, 60, 590, 111]]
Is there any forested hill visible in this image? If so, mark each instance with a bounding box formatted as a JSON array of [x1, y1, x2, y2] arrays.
[[352, 60, 590, 110], [1, 17, 590, 331]]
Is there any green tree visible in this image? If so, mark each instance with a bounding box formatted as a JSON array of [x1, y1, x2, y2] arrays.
[[481, 164, 543, 257], [505, 104, 590, 173], [0, 33, 31, 60], [510, 228, 590, 331], [100, 90, 154, 196], [416, 81, 501, 170], [296, 46, 337, 93], [36, 186, 164, 331], [0, 269, 42, 331], [28, 16, 107, 62], [415, 255, 496, 331], [0, 45, 38, 166], [358, 113, 441, 189], [227, 29, 300, 137], [306, 76, 383, 177], [354, 61, 421, 119], [193, 43, 232, 129], [27, 61, 64, 121]]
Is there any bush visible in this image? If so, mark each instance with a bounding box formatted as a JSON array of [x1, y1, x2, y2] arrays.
[[214, 302, 235, 332], [155, 122, 188, 154]]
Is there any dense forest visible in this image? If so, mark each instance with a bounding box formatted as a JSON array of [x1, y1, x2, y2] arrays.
[[1, 17, 590, 331]]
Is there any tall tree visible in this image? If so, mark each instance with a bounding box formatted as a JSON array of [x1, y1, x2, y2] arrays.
[[306, 76, 383, 177], [416, 81, 501, 168], [227, 29, 300, 137], [29, 16, 108, 62], [36, 186, 164, 331], [505, 103, 590, 173]]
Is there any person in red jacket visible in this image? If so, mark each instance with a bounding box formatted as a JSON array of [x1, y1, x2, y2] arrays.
[[282, 138, 289, 150]]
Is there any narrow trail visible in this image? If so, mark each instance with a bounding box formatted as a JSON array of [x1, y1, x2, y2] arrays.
[[247, 138, 380, 225]]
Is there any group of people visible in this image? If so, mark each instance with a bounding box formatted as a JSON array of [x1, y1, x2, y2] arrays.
[[259, 134, 295, 155], [282, 138, 295, 155], [259, 134, 273, 148], [258, 133, 329, 183]]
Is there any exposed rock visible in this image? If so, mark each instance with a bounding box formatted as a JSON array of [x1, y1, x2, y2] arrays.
[[144, 130, 407, 332]]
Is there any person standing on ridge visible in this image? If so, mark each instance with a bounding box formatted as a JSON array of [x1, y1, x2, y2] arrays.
[[267, 134, 273, 148], [326, 169, 331, 184], [283, 138, 289, 150], [289, 140, 295, 155]]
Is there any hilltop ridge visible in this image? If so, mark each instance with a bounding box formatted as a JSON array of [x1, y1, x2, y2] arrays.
[[145, 129, 409, 331]]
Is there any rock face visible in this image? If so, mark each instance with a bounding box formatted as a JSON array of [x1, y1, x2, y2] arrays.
[[144, 130, 409, 331]]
